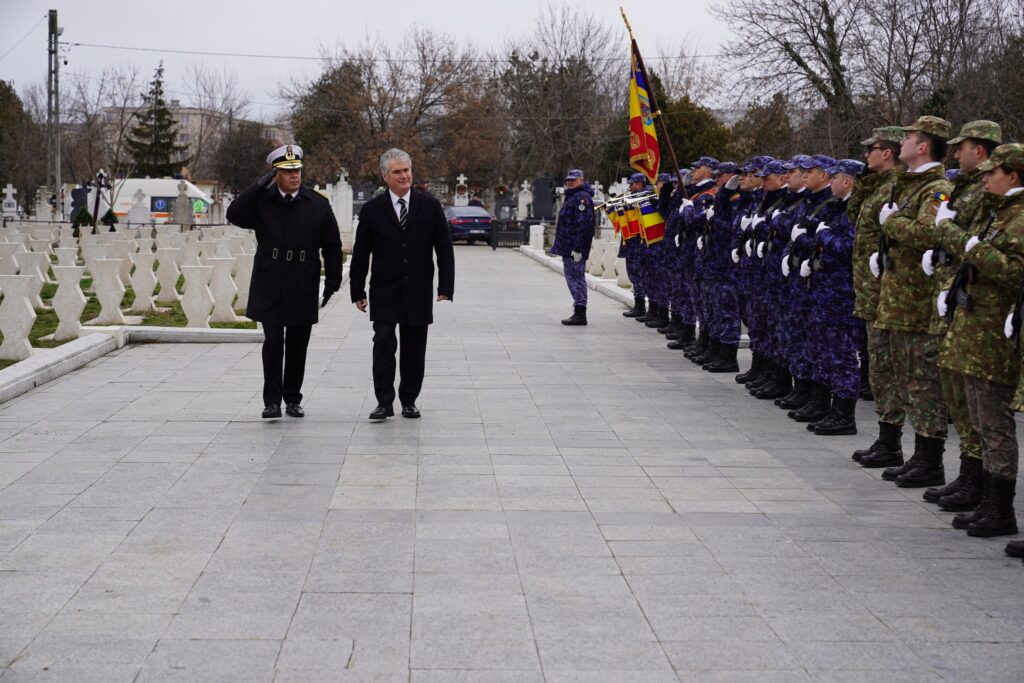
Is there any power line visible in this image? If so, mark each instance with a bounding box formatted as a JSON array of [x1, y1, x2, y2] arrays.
[[0, 13, 47, 64]]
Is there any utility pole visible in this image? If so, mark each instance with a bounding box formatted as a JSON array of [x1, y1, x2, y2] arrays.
[[46, 9, 62, 218]]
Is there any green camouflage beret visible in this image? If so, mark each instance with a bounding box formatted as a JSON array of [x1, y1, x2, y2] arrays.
[[900, 115, 952, 140], [948, 120, 1002, 145], [977, 143, 1024, 173], [860, 126, 905, 146]]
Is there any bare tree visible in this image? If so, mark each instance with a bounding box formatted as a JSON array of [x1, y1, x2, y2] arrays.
[[182, 63, 251, 179]]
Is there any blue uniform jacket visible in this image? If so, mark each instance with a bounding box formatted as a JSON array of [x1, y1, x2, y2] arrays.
[[551, 184, 596, 258]]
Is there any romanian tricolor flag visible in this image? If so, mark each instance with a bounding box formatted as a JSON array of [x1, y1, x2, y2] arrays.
[[606, 205, 622, 236], [624, 205, 643, 240], [628, 43, 660, 184], [638, 198, 665, 245]]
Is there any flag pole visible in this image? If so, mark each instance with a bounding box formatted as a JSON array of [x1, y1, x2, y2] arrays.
[[620, 7, 687, 191]]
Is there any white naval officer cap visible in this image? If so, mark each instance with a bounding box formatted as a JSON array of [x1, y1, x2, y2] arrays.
[[267, 144, 303, 170]]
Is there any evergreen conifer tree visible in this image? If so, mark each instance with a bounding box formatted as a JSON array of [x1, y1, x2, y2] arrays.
[[125, 63, 189, 178]]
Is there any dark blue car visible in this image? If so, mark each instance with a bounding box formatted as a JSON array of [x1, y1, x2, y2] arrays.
[[444, 205, 492, 244]]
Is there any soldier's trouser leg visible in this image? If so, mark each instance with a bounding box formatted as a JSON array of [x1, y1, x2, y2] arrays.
[[963, 374, 1018, 480], [562, 257, 588, 307], [809, 314, 830, 386], [889, 330, 948, 439], [789, 302, 810, 380], [941, 368, 982, 461], [626, 253, 646, 299], [701, 280, 716, 340], [668, 261, 683, 317], [712, 282, 740, 346], [828, 321, 862, 400], [867, 320, 905, 426]]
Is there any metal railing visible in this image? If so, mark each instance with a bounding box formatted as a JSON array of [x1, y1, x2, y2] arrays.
[[489, 220, 531, 250]]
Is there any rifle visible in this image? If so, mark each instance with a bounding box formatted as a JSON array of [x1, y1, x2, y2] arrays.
[[878, 183, 897, 275], [1011, 277, 1024, 350], [946, 209, 997, 323]]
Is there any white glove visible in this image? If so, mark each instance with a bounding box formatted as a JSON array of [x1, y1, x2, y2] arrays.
[[791, 226, 807, 242], [1005, 310, 1015, 339], [674, 234, 680, 248], [772, 209, 783, 220], [744, 241, 752, 257], [731, 248, 739, 263], [869, 252, 880, 278], [965, 236, 980, 253], [680, 198, 693, 210], [937, 290, 948, 317], [571, 251, 582, 263], [756, 242, 765, 258], [705, 207, 715, 221], [816, 222, 831, 233], [879, 202, 898, 225], [751, 214, 766, 228], [800, 260, 811, 277], [740, 216, 753, 230], [935, 200, 957, 226], [697, 236, 704, 250], [724, 175, 740, 190], [781, 259, 791, 277], [921, 250, 935, 276]]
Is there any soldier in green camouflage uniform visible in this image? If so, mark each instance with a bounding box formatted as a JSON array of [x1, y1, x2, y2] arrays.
[[937, 143, 1024, 539], [918, 121, 1002, 511], [851, 127, 908, 469], [871, 116, 953, 488]]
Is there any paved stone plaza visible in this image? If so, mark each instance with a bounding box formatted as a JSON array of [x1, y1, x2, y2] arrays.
[[0, 245, 1022, 682]]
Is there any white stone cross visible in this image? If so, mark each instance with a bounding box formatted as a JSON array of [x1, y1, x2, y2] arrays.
[[51, 266, 87, 341], [456, 173, 468, 186]]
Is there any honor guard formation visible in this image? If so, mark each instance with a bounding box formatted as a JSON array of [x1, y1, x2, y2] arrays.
[[567, 117, 1024, 562]]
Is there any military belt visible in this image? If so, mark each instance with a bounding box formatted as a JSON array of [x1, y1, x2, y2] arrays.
[[270, 248, 306, 261]]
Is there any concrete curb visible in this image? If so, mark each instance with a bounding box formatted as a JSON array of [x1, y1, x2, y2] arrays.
[[517, 245, 750, 348]]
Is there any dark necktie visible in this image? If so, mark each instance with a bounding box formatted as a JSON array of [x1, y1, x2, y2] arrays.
[[398, 197, 407, 229], [285, 194, 293, 204]]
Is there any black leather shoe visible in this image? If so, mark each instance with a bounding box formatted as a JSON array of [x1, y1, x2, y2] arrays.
[[285, 403, 304, 418], [262, 404, 281, 419], [401, 404, 421, 419], [369, 404, 394, 420]]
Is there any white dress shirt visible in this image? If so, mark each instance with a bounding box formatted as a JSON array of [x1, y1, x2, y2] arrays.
[[390, 189, 411, 222]]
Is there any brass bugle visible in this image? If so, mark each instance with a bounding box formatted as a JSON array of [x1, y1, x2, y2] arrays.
[[594, 190, 656, 211]]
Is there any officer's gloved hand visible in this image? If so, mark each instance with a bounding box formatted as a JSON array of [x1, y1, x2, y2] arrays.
[[772, 208, 783, 220], [921, 250, 935, 276], [320, 287, 337, 309], [674, 234, 680, 248], [756, 242, 765, 258], [937, 290, 949, 317], [744, 241, 752, 257], [731, 248, 739, 263], [799, 260, 811, 278], [751, 214, 766, 228], [682, 169, 694, 186], [258, 170, 277, 189], [680, 198, 694, 210], [816, 222, 830, 233], [935, 200, 957, 226], [879, 202, 898, 225], [740, 215, 753, 230], [696, 236, 704, 250], [1005, 310, 1016, 339], [571, 251, 582, 263], [705, 207, 715, 221], [790, 226, 807, 242], [869, 252, 881, 278], [781, 259, 791, 277], [725, 175, 741, 191], [965, 236, 980, 253]]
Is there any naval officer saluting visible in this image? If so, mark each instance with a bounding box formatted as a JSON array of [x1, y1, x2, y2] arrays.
[[226, 144, 343, 418]]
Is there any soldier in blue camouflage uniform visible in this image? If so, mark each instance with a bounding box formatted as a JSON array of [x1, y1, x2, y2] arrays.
[[699, 162, 743, 371], [659, 172, 697, 349], [643, 174, 674, 332], [621, 173, 649, 319], [551, 169, 596, 326], [799, 159, 865, 435], [733, 159, 770, 373], [677, 158, 719, 362]]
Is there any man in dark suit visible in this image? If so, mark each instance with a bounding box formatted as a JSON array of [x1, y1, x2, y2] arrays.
[[350, 148, 455, 420], [226, 144, 343, 419]]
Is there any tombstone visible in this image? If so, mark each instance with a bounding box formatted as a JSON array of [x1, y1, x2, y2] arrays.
[[179, 265, 214, 328], [170, 181, 194, 227], [54, 247, 78, 268], [232, 253, 254, 312], [517, 180, 533, 220], [154, 248, 181, 304], [58, 225, 76, 248], [600, 243, 618, 279], [90, 259, 126, 325], [0, 275, 38, 360], [330, 171, 355, 251], [13, 251, 48, 306], [32, 186, 51, 221], [128, 251, 158, 315], [531, 177, 556, 220], [453, 173, 469, 207], [209, 194, 225, 225], [80, 243, 107, 279], [608, 177, 628, 198], [51, 265, 87, 341], [0, 243, 19, 275], [206, 257, 239, 323], [127, 188, 150, 225], [616, 258, 631, 288], [493, 187, 516, 221], [179, 233, 201, 267], [588, 240, 605, 276], [2, 184, 17, 219], [135, 237, 155, 256], [529, 222, 546, 251]]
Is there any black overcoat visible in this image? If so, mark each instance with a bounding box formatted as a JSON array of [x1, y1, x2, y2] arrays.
[[349, 189, 455, 325], [226, 182, 343, 326]]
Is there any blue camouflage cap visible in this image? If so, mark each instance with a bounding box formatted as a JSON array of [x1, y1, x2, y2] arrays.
[[945, 168, 960, 181], [627, 172, 646, 184], [564, 169, 585, 180], [691, 156, 720, 171], [791, 155, 814, 170], [758, 160, 790, 177], [716, 162, 738, 175], [827, 159, 865, 177], [751, 155, 775, 168], [656, 173, 672, 183], [810, 154, 837, 170]]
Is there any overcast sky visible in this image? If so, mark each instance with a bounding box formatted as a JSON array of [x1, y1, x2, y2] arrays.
[[1, 1, 730, 120]]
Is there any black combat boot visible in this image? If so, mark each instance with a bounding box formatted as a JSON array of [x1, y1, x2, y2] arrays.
[[561, 305, 587, 326], [663, 315, 684, 339], [645, 304, 668, 328], [966, 474, 1017, 537], [623, 297, 646, 318], [894, 435, 945, 488], [685, 329, 709, 359], [1005, 540, 1024, 558], [635, 301, 653, 323], [853, 422, 902, 463], [658, 313, 678, 335], [694, 338, 719, 366], [923, 455, 975, 504], [667, 324, 695, 350], [808, 394, 839, 432], [735, 352, 762, 384], [789, 383, 829, 422], [754, 366, 792, 400], [746, 358, 776, 392], [813, 396, 857, 436], [937, 457, 983, 511], [707, 344, 740, 373], [774, 378, 810, 408]]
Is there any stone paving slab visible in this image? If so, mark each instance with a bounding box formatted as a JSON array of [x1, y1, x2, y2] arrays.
[[0, 245, 1022, 681]]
